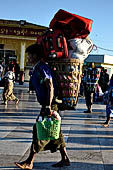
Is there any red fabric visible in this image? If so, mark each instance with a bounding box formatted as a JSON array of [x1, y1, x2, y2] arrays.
[[49, 9, 93, 39], [37, 29, 68, 59]]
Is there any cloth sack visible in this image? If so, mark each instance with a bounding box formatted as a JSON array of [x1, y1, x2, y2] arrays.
[[49, 9, 93, 39], [68, 37, 93, 57], [68, 50, 86, 61]]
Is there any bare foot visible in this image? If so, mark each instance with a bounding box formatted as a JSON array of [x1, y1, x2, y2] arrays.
[[15, 161, 33, 170], [102, 123, 109, 127]]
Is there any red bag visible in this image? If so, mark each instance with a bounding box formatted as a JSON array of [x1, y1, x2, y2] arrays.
[[37, 29, 68, 59], [49, 9, 93, 39]]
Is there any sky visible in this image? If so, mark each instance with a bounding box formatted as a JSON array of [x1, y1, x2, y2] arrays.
[[1, 0, 113, 56]]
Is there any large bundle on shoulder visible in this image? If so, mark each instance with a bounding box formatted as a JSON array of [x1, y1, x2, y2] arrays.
[[37, 9, 93, 109], [48, 58, 83, 109]]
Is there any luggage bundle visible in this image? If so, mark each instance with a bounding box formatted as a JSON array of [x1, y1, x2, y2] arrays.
[[37, 9, 93, 108], [48, 58, 83, 108]]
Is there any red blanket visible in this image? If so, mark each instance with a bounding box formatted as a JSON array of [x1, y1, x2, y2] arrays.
[[49, 9, 93, 39]]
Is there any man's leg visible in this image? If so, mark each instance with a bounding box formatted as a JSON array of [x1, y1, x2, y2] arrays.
[[15, 123, 50, 169], [102, 116, 111, 127], [52, 146, 70, 167], [15, 124, 37, 170], [84, 92, 93, 113], [15, 145, 36, 170]]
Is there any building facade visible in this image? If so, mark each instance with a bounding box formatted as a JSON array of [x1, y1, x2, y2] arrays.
[[0, 19, 47, 83]]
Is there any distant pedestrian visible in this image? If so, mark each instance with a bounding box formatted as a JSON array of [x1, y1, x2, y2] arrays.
[[99, 68, 109, 93], [0, 63, 3, 79], [28, 67, 34, 94], [2, 65, 19, 105], [102, 74, 113, 127], [14, 61, 20, 82], [0, 61, 4, 87], [83, 63, 100, 113], [0, 62, 4, 86]]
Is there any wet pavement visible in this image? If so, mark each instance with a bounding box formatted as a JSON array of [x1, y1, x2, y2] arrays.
[[0, 82, 113, 170]]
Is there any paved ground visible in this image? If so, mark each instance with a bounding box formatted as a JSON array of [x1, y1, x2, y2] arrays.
[[0, 82, 113, 170]]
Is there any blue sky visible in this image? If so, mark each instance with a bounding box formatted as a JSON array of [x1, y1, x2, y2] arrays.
[[1, 0, 113, 55]]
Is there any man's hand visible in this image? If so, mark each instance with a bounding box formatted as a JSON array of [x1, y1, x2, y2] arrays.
[[46, 107, 52, 117]]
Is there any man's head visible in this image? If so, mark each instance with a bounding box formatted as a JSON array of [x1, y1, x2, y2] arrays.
[[26, 43, 44, 64], [104, 69, 107, 73]]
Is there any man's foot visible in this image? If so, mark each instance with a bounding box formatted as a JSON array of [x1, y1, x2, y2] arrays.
[[15, 161, 33, 170], [102, 123, 109, 127], [52, 159, 70, 167], [16, 98, 19, 104]]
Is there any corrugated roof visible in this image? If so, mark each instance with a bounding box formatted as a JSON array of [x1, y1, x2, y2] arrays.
[[85, 54, 113, 65], [0, 19, 47, 29]]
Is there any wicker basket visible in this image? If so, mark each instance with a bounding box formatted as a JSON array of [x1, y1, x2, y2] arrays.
[[36, 116, 61, 140], [48, 58, 83, 108]]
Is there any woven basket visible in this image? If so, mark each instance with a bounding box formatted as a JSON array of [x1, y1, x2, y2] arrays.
[[36, 116, 61, 140], [48, 58, 83, 108]]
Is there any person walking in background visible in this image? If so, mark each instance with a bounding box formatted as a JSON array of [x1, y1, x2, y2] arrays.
[[14, 61, 20, 82], [2, 65, 19, 105], [83, 63, 100, 113], [0, 62, 4, 79], [98, 68, 109, 93], [28, 67, 34, 94], [83, 82, 93, 113], [0, 60, 5, 87], [15, 43, 70, 169], [0, 61, 4, 86], [102, 74, 113, 127]]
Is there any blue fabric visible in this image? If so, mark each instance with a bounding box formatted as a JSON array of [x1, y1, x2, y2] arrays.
[[110, 80, 113, 86], [31, 61, 57, 105], [106, 105, 113, 117]]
